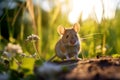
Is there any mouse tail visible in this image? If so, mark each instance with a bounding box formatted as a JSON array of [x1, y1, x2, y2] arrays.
[[48, 55, 57, 62]]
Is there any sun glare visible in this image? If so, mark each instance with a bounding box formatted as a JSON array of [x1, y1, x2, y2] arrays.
[[68, 0, 117, 24], [33, 0, 118, 24]]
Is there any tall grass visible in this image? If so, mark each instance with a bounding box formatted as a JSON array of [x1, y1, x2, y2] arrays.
[[0, 0, 120, 61]]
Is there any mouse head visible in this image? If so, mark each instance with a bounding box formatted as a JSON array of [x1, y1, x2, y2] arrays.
[[57, 23, 80, 46]]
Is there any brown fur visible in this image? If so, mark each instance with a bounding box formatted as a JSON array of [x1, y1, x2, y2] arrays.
[[48, 23, 81, 61]]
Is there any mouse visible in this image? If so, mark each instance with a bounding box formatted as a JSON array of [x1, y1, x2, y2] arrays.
[[48, 23, 81, 61]]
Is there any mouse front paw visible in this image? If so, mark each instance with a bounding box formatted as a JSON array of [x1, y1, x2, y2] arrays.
[[65, 55, 71, 60]]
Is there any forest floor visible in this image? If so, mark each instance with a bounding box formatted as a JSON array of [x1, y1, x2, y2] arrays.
[[35, 56, 120, 80]]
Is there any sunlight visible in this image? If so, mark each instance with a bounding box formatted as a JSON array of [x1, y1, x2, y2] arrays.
[[68, 0, 117, 23], [33, 0, 119, 23]]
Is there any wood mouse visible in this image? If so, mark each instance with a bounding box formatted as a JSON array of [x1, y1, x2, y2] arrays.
[[49, 23, 81, 61]]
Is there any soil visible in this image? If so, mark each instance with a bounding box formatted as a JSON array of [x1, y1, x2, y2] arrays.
[[35, 56, 120, 80]]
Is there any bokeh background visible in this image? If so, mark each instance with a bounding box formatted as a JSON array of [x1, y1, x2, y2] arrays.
[[1, 0, 120, 79], [0, 0, 120, 60]]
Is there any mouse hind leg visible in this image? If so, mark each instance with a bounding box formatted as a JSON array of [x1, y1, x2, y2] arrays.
[[74, 54, 82, 60]]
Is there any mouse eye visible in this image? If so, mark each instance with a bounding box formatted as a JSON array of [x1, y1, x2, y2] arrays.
[[66, 35, 69, 39]]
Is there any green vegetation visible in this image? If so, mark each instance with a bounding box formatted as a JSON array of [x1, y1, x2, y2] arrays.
[[0, 0, 120, 79]]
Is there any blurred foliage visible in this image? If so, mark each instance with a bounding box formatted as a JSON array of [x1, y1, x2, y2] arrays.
[[0, 0, 120, 79]]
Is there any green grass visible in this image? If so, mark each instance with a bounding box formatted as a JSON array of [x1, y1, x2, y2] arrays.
[[0, 0, 120, 80]]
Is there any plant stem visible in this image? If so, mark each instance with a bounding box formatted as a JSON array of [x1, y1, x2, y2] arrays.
[[32, 41, 41, 60]]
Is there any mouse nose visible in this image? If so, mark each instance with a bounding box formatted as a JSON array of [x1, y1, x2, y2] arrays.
[[70, 40, 76, 44]]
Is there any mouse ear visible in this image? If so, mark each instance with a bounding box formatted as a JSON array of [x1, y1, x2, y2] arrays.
[[73, 23, 80, 32], [57, 25, 65, 35]]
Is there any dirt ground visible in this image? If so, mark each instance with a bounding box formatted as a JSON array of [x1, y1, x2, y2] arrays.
[[35, 56, 120, 80]]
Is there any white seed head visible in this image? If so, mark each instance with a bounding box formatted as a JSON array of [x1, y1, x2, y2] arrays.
[[26, 34, 40, 42], [4, 43, 23, 54]]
